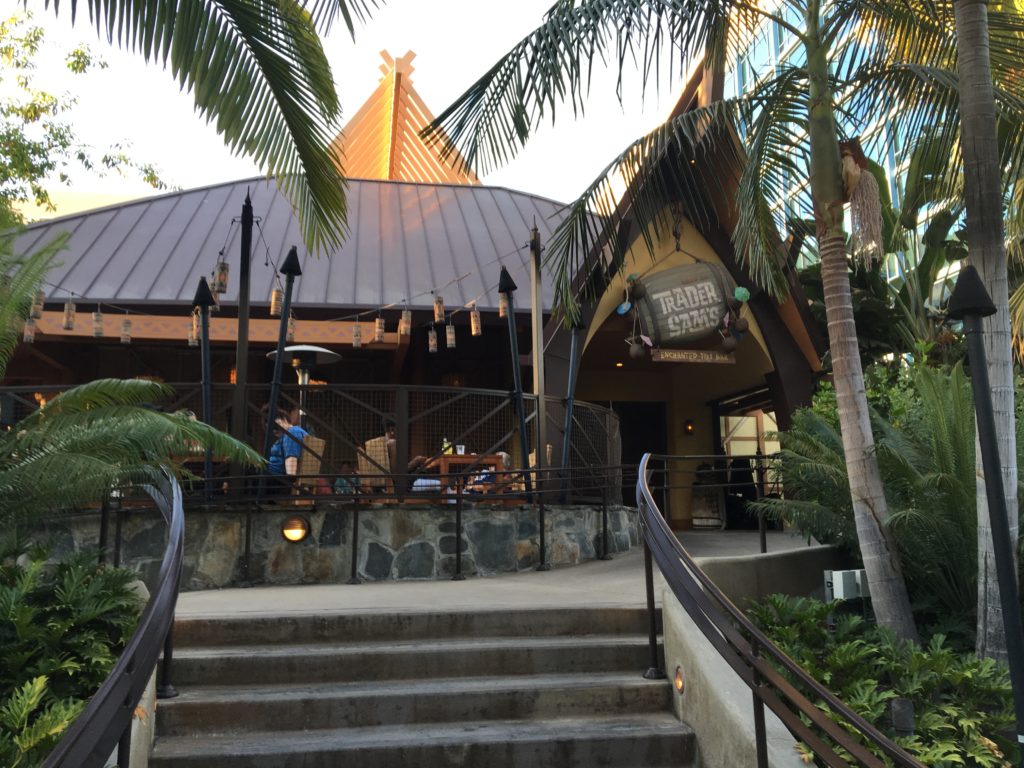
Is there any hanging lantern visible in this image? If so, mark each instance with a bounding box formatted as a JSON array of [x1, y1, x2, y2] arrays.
[[187, 324, 198, 347], [445, 322, 456, 349], [30, 290, 44, 319], [352, 322, 362, 348], [498, 292, 509, 319], [269, 287, 283, 317], [374, 316, 386, 343], [191, 310, 201, 341], [22, 317, 35, 344], [120, 317, 132, 345], [428, 325, 438, 354], [287, 313, 296, 343], [399, 308, 412, 336], [212, 261, 229, 294], [470, 303, 482, 336], [433, 295, 444, 323], [62, 301, 76, 331], [92, 309, 104, 338]]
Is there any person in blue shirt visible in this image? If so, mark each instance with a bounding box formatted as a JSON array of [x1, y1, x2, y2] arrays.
[[266, 408, 308, 490]]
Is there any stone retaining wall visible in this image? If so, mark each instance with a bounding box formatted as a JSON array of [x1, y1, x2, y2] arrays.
[[37, 501, 638, 590]]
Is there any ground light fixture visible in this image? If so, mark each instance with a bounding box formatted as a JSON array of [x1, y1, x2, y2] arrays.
[[674, 666, 684, 694], [281, 516, 310, 543]]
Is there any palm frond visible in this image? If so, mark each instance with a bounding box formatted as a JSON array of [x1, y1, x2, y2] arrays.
[[58, 0, 349, 252]]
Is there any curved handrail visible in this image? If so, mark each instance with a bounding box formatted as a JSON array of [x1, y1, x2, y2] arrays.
[[43, 475, 184, 768], [637, 453, 924, 768]]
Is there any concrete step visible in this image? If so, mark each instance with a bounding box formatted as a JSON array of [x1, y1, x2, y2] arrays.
[[150, 714, 694, 768], [170, 635, 658, 686], [172, 606, 656, 647], [157, 673, 672, 735]]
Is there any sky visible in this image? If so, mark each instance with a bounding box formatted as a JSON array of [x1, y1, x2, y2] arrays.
[[10, 0, 681, 216]]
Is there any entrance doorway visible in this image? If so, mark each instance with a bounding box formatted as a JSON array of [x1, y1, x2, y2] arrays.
[[612, 401, 668, 508]]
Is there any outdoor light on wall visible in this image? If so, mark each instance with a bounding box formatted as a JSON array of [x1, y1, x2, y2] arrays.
[[62, 301, 75, 330], [428, 325, 438, 354], [374, 316, 386, 343], [674, 666, 684, 694], [399, 309, 412, 336], [281, 515, 310, 543], [470, 303, 482, 337], [92, 309, 104, 338], [22, 317, 35, 344], [445, 321, 456, 349], [684, 419, 696, 436], [351, 322, 362, 349], [433, 295, 445, 323], [120, 316, 132, 345]]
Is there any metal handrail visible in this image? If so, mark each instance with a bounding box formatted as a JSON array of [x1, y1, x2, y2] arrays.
[[43, 476, 184, 768], [636, 453, 924, 768]]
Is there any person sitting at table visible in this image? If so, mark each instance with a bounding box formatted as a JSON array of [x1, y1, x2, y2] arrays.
[[266, 407, 309, 492], [333, 460, 360, 495], [466, 452, 514, 495]]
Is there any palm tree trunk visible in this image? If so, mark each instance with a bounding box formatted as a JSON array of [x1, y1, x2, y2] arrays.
[[953, 0, 1018, 663], [804, 4, 918, 641]]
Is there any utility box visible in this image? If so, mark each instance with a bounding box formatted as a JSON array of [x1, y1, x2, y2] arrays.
[[824, 569, 868, 601]]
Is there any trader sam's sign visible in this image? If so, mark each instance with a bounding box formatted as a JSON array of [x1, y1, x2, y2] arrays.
[[633, 263, 737, 348]]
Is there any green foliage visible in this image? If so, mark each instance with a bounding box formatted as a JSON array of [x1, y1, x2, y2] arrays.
[[753, 363, 985, 643], [750, 594, 1016, 767], [0, 12, 166, 227], [0, 537, 141, 767]]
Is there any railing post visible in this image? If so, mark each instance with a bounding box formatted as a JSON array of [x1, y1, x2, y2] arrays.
[[347, 501, 361, 585], [453, 480, 466, 581], [751, 639, 769, 768], [536, 470, 549, 571], [599, 482, 612, 561], [157, 623, 178, 699], [642, 536, 665, 680]]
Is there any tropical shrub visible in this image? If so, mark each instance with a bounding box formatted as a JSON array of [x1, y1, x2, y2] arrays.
[[751, 362, 994, 644], [0, 537, 143, 767], [750, 594, 1016, 767]]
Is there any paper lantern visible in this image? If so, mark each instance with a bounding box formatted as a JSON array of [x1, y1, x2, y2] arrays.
[[428, 326, 438, 354], [62, 301, 76, 331], [269, 287, 283, 317], [470, 303, 482, 336], [433, 295, 444, 323], [351, 322, 362, 348], [92, 310, 104, 338], [120, 317, 132, 345], [22, 317, 35, 343], [374, 316, 386, 343], [445, 322, 456, 349]]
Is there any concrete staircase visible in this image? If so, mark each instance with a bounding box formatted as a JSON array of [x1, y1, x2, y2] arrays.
[[150, 607, 694, 767]]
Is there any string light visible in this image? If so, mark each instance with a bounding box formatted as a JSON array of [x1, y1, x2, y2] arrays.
[[374, 316, 386, 343], [400, 309, 412, 336], [92, 308, 104, 338], [433, 295, 444, 323], [445, 320, 456, 349], [427, 325, 438, 354], [213, 260, 229, 294], [470, 303, 482, 336], [22, 317, 35, 343], [351, 322, 362, 348], [120, 316, 132, 345], [62, 301, 76, 331], [269, 287, 283, 317]]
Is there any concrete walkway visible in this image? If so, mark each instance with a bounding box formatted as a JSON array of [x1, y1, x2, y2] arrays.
[[176, 530, 813, 618]]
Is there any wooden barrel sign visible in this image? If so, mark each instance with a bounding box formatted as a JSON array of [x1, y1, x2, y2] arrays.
[[633, 263, 735, 347]]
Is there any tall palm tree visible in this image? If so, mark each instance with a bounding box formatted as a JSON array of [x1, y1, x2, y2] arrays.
[[39, 0, 375, 252], [428, 0, 1024, 641]]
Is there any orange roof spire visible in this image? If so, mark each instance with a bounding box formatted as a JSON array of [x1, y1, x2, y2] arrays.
[[332, 51, 480, 185]]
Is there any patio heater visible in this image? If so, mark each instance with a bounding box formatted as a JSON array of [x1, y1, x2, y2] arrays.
[[265, 344, 341, 429]]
